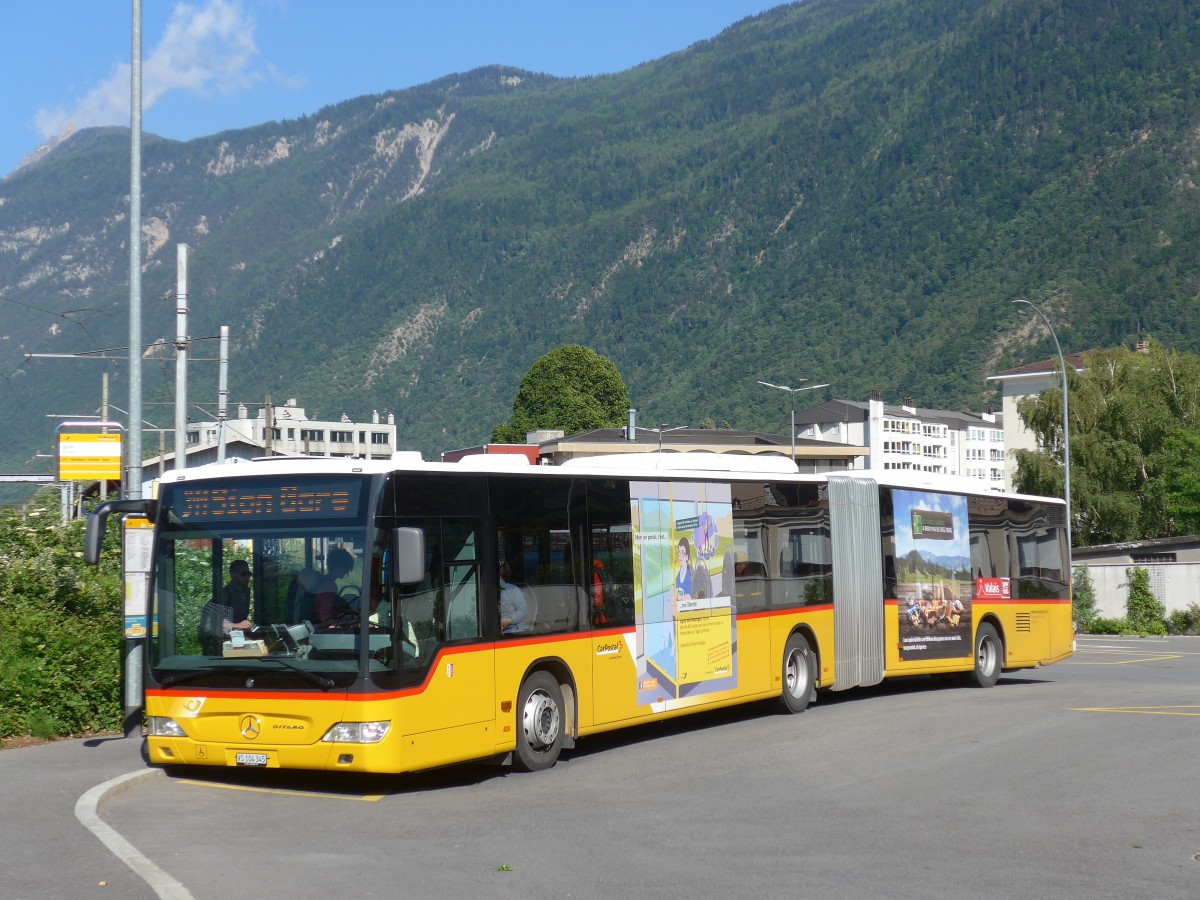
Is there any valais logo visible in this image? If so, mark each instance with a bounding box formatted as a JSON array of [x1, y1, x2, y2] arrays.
[[975, 577, 1011, 600]]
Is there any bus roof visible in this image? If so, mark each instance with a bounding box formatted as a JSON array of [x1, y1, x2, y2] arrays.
[[151, 451, 1062, 506]]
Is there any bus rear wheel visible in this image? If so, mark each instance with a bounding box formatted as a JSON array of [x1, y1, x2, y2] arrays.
[[780, 634, 815, 713], [514, 671, 564, 771], [971, 623, 1002, 688]]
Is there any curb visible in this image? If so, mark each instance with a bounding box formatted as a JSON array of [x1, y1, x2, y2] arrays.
[[75, 768, 195, 900]]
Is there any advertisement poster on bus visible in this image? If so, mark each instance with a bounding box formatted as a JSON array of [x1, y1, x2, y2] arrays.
[[630, 481, 736, 709], [893, 489, 972, 661]]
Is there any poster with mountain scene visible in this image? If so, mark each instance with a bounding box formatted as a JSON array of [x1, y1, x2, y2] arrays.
[[893, 490, 972, 661]]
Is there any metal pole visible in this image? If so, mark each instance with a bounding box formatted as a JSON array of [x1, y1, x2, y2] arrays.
[[124, 0, 144, 740], [1014, 300, 1072, 550], [127, 0, 143, 500], [217, 326, 229, 463], [264, 394, 274, 456], [757, 379, 830, 463], [790, 392, 796, 460], [174, 244, 188, 471], [100, 372, 109, 501]]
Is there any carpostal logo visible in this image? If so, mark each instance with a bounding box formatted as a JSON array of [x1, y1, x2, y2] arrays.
[[596, 641, 622, 656]]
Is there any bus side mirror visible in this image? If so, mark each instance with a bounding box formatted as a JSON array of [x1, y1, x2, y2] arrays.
[[83, 499, 155, 565], [391, 527, 426, 585]]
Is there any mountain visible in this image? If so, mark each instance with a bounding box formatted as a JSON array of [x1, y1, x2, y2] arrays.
[[3, 0, 1200, 501]]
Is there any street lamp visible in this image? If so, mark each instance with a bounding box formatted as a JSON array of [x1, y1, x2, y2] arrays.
[[653, 423, 689, 451], [1013, 299, 1072, 549], [757, 379, 830, 462]]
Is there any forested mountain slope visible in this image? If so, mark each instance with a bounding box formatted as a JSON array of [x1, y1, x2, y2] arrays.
[[2, 0, 1199, 488]]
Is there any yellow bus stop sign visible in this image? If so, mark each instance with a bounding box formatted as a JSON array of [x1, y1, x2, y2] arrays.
[[57, 431, 123, 481]]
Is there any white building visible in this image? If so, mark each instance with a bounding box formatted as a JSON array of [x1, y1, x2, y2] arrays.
[[141, 398, 399, 483], [792, 393, 1005, 489], [986, 353, 1088, 491]]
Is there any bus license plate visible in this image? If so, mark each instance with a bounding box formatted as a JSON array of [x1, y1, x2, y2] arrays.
[[235, 752, 268, 767]]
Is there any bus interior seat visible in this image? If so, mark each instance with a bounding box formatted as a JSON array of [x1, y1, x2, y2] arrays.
[[519, 585, 538, 633], [527, 585, 580, 634]]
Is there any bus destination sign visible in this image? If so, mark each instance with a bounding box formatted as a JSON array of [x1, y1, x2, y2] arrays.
[[176, 480, 363, 521]]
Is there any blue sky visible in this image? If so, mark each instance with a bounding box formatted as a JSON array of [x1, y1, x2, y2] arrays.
[[1, 0, 786, 177]]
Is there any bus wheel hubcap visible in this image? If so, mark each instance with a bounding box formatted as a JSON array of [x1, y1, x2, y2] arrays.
[[523, 690, 560, 748], [786, 651, 806, 696], [979, 639, 994, 673]]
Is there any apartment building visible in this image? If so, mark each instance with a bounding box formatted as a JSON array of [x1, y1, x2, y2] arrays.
[[792, 394, 1005, 488]]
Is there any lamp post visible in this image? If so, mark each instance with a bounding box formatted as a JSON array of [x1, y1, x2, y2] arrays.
[[757, 379, 830, 462], [1013, 299, 1072, 549], [653, 423, 689, 451]]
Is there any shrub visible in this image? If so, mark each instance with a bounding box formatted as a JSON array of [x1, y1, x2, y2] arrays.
[[0, 490, 125, 740], [1166, 603, 1200, 635], [1085, 616, 1130, 635], [1124, 566, 1167, 635], [1072, 565, 1098, 631]]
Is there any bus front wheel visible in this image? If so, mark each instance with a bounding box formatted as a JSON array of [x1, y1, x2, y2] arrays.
[[780, 634, 815, 713], [514, 671, 564, 771], [971, 623, 1002, 688]]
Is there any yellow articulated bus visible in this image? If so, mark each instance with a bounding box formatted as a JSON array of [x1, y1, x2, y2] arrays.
[[85, 451, 1072, 774]]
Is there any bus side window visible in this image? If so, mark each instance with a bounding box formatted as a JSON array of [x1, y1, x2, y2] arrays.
[[492, 475, 582, 636], [442, 522, 481, 640], [445, 563, 480, 639], [585, 480, 635, 628]]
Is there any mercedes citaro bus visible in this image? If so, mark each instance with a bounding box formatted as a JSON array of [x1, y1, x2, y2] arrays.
[[85, 451, 1072, 774]]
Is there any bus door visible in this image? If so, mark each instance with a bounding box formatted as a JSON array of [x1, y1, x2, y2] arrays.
[[586, 507, 641, 726], [826, 476, 885, 690], [393, 517, 494, 760]]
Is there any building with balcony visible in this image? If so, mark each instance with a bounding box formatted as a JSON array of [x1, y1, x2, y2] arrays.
[[986, 353, 1090, 492], [792, 394, 1005, 489]]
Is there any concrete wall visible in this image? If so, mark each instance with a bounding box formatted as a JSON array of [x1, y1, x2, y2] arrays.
[[1080, 562, 1200, 619]]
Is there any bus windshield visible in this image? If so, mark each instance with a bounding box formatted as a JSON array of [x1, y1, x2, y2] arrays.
[[148, 474, 379, 689]]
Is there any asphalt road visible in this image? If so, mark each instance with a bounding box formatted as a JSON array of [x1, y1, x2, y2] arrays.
[[7, 635, 1200, 899]]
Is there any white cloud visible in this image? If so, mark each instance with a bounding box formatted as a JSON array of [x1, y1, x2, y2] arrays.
[[265, 62, 308, 92], [33, 0, 261, 141]]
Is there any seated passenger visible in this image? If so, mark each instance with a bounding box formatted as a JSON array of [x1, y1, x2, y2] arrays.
[[499, 562, 530, 634], [221, 560, 254, 629], [286, 567, 319, 623], [314, 547, 356, 625], [197, 560, 254, 654]]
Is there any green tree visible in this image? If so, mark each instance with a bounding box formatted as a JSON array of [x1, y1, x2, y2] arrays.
[[1160, 431, 1200, 535], [1014, 341, 1200, 545], [1123, 566, 1166, 636], [1071, 564, 1098, 631], [492, 345, 630, 443]]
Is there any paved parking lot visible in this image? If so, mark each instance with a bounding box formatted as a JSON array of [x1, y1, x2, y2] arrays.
[[8, 635, 1200, 899]]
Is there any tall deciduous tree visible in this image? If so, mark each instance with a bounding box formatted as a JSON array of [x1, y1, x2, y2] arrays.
[[492, 345, 630, 443], [1014, 340, 1200, 545]]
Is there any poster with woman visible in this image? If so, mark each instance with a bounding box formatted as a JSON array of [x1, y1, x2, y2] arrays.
[[630, 480, 736, 707]]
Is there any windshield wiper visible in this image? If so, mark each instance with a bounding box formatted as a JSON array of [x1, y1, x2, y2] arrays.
[[158, 669, 214, 688], [160, 660, 335, 691], [251, 657, 335, 690]]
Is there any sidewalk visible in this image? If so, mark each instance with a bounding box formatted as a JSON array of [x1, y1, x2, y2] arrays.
[[0, 735, 161, 900]]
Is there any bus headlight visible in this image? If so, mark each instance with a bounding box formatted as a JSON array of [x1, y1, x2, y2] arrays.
[[147, 717, 187, 737], [322, 721, 391, 744]]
